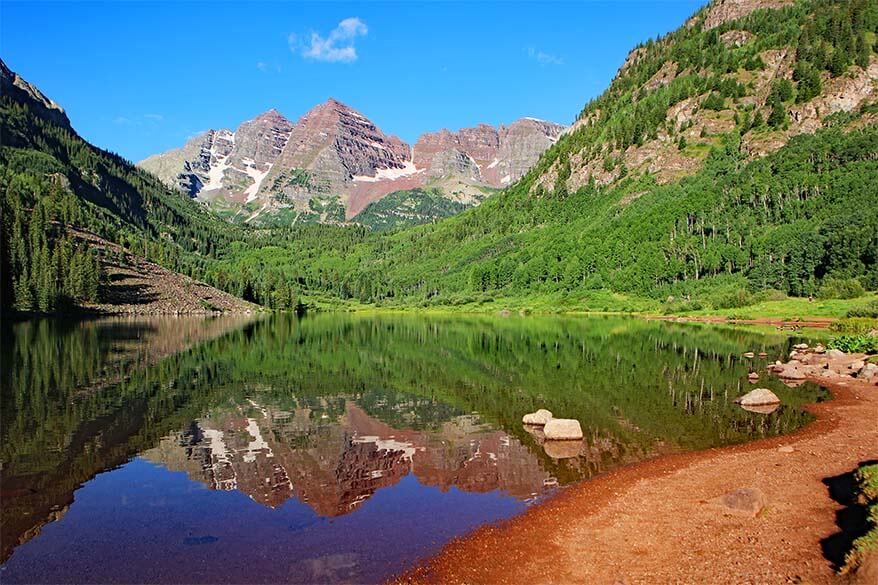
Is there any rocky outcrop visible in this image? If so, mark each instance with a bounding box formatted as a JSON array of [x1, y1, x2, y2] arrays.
[[532, 41, 877, 198], [644, 61, 678, 91], [720, 30, 752, 47], [0, 58, 71, 129], [701, 0, 794, 31]]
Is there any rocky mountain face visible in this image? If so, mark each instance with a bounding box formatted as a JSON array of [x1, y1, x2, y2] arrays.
[[413, 118, 565, 188], [138, 99, 564, 225], [697, 0, 794, 30], [0, 58, 71, 130], [139, 109, 294, 204]]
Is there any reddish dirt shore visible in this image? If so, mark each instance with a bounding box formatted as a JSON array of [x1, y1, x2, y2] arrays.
[[646, 314, 836, 329], [396, 375, 878, 585]]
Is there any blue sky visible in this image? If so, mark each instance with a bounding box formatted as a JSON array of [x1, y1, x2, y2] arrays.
[[1, 1, 703, 162]]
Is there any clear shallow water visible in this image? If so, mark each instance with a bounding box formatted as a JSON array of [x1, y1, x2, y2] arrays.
[[0, 314, 827, 584]]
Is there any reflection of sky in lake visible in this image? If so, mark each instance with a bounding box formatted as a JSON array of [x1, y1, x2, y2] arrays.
[[2, 458, 524, 584], [2, 458, 525, 583]]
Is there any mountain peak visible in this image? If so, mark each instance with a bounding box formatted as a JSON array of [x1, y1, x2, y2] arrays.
[[0, 58, 71, 129], [255, 108, 287, 120]]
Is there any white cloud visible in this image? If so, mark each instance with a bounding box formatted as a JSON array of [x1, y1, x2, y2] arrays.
[[528, 47, 563, 66], [256, 61, 282, 73], [291, 17, 368, 63], [115, 114, 163, 125]]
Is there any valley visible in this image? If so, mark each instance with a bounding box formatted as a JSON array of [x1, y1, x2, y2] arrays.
[[1, 0, 878, 582], [3, 0, 876, 319]]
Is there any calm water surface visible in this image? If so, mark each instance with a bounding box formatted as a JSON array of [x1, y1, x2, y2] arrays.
[[0, 314, 827, 583]]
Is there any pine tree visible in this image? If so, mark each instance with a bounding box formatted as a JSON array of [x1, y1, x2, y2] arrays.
[[767, 97, 786, 128], [855, 34, 870, 69], [14, 269, 33, 311], [36, 244, 55, 312]]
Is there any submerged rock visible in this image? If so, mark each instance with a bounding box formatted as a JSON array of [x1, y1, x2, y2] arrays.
[[741, 403, 780, 415], [735, 388, 781, 406], [709, 488, 767, 517], [522, 424, 546, 443], [544, 418, 583, 440], [543, 440, 583, 459], [522, 409, 553, 426]]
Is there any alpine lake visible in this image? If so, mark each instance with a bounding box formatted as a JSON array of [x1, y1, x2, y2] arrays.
[[0, 313, 827, 584]]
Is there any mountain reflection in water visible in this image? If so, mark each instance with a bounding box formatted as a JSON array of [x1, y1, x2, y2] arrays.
[[0, 313, 827, 583]]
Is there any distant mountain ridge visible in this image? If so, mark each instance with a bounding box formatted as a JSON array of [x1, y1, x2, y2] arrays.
[[138, 100, 565, 226]]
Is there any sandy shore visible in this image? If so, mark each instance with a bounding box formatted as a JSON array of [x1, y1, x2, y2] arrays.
[[396, 372, 878, 584]]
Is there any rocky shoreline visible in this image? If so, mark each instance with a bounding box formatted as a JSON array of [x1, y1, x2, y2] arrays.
[[397, 348, 878, 584], [770, 343, 878, 385]]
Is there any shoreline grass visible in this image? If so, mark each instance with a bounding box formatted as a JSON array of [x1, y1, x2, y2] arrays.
[[301, 291, 878, 323]]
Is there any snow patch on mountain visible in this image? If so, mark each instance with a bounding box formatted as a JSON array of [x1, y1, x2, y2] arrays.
[[202, 153, 231, 193], [244, 164, 271, 202], [352, 160, 423, 183]]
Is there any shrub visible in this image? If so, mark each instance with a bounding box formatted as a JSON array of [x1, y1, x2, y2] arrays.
[[753, 288, 788, 303], [702, 92, 725, 111], [726, 313, 753, 321], [846, 300, 878, 319], [819, 278, 865, 300], [841, 463, 878, 575], [711, 288, 753, 309], [662, 299, 704, 314], [830, 318, 878, 335], [827, 335, 878, 354], [744, 55, 765, 71]]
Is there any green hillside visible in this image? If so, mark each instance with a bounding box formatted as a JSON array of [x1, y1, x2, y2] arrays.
[[0, 60, 252, 312], [352, 188, 476, 231]]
